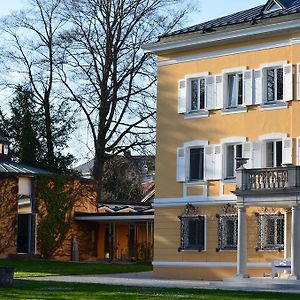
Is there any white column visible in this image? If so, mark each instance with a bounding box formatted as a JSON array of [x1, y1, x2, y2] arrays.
[[291, 205, 299, 279], [237, 206, 248, 278]]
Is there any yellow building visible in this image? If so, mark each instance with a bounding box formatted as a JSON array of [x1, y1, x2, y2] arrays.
[[144, 0, 300, 281]]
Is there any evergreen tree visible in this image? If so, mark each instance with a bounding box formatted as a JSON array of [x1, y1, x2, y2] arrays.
[[9, 86, 41, 166]]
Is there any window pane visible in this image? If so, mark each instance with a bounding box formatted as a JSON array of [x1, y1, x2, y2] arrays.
[[188, 220, 198, 246], [276, 218, 284, 245], [191, 79, 199, 111], [266, 142, 274, 168], [183, 217, 205, 250], [236, 144, 243, 169], [276, 68, 283, 101], [190, 148, 204, 181], [237, 73, 243, 105], [199, 79, 205, 109], [3, 145, 8, 155], [228, 74, 237, 108], [226, 145, 235, 177], [267, 69, 275, 102], [225, 219, 235, 246], [266, 218, 275, 245], [276, 141, 282, 167]]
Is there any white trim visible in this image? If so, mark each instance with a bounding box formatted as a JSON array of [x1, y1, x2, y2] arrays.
[[260, 102, 288, 111], [156, 38, 300, 67], [143, 19, 300, 55], [184, 111, 209, 120], [185, 72, 209, 79], [153, 196, 237, 207], [259, 133, 288, 141], [223, 66, 248, 74], [152, 261, 271, 268], [75, 215, 154, 221], [184, 140, 208, 148], [221, 107, 248, 115], [221, 136, 247, 144], [260, 61, 288, 68]]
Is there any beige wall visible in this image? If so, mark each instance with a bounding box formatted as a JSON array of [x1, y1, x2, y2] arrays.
[[154, 205, 286, 280], [156, 33, 300, 199]]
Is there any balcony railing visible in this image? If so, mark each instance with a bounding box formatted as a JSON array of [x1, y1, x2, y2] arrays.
[[236, 165, 300, 192]]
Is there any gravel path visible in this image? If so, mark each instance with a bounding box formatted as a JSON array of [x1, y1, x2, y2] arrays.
[[21, 271, 300, 293]]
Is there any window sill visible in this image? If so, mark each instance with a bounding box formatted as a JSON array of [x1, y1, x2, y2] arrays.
[[178, 249, 206, 253], [223, 177, 236, 183], [186, 180, 206, 186], [221, 106, 247, 115], [184, 110, 209, 120], [260, 101, 288, 111], [216, 249, 237, 252]]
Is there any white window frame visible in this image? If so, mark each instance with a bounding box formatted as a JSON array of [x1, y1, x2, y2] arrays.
[[184, 140, 208, 183], [264, 66, 284, 103], [224, 143, 243, 179], [186, 72, 209, 114], [257, 214, 284, 251], [264, 139, 283, 168], [226, 72, 244, 108], [218, 214, 238, 251], [179, 215, 207, 252]]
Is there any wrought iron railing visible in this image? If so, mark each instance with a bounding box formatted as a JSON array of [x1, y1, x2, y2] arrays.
[[236, 166, 300, 191]]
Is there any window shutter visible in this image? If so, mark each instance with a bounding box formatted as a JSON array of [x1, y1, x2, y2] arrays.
[[282, 138, 293, 165], [243, 142, 252, 169], [205, 145, 214, 180], [297, 64, 300, 100], [214, 144, 223, 179], [252, 141, 262, 168], [178, 79, 187, 114], [283, 64, 293, 101], [176, 147, 186, 182], [297, 138, 300, 165], [215, 74, 223, 109], [243, 70, 253, 106], [206, 75, 215, 110], [254, 69, 262, 105]]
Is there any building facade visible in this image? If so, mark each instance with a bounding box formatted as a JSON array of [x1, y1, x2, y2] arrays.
[[144, 0, 300, 280]]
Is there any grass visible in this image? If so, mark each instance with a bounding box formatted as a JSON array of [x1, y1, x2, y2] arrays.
[[0, 280, 299, 299], [0, 259, 152, 278]]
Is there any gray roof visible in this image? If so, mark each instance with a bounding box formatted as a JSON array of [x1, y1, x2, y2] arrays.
[[161, 0, 300, 39], [0, 160, 53, 175]]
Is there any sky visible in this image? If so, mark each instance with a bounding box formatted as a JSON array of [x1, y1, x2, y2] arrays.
[[0, 0, 268, 162], [0, 1, 267, 21]]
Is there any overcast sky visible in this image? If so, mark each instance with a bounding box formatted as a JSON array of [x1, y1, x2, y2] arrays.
[[0, 1, 267, 21]]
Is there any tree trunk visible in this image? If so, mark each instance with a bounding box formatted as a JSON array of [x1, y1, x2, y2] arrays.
[[43, 97, 55, 170]]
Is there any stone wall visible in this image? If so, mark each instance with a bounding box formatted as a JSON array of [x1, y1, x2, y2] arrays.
[[0, 176, 18, 257]]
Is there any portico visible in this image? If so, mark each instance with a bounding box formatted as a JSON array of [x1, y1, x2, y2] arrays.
[[235, 165, 300, 280]]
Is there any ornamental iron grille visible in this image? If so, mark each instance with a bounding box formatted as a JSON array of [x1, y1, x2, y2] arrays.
[[218, 214, 238, 251], [178, 204, 205, 251], [257, 214, 284, 251]]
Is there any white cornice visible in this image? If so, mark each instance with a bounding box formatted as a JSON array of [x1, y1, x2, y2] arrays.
[[152, 261, 271, 268], [143, 18, 300, 55], [153, 196, 237, 207], [157, 38, 300, 67]]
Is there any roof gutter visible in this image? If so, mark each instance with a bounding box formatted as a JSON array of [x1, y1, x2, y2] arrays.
[[142, 17, 300, 54]]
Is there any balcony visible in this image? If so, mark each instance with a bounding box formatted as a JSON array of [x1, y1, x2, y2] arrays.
[[236, 165, 300, 195]]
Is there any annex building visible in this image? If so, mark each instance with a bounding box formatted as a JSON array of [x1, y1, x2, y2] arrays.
[[144, 0, 300, 280]]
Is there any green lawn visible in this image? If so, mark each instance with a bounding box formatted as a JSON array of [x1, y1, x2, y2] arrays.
[[0, 280, 298, 299], [0, 259, 152, 278]]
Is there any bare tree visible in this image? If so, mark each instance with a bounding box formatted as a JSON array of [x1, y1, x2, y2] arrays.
[[58, 0, 192, 200], [0, 0, 74, 172]]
